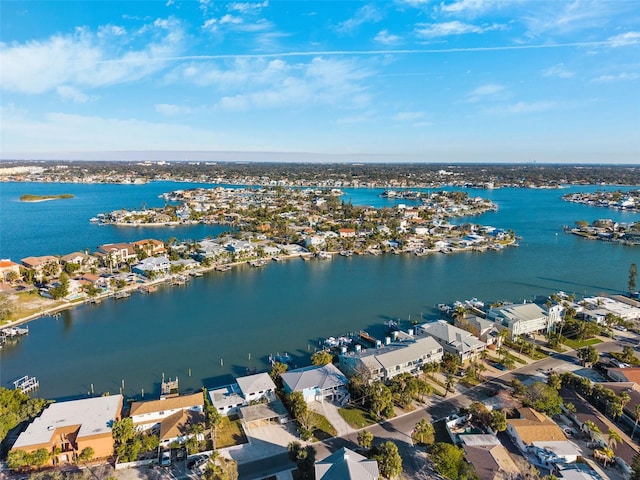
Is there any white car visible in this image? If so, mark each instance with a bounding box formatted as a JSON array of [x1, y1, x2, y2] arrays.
[[614, 325, 628, 331]]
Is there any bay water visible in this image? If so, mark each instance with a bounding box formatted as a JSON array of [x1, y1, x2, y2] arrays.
[[0, 181, 638, 400]]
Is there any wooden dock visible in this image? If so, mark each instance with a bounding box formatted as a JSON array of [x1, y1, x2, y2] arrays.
[[14, 375, 39, 394]]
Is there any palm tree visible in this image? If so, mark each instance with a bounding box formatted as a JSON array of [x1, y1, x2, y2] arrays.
[[632, 404, 640, 440], [607, 429, 622, 452], [582, 420, 602, 444]]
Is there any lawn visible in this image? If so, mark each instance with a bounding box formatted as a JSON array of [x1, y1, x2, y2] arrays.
[[338, 406, 377, 429], [216, 416, 248, 449], [311, 411, 337, 441], [561, 337, 602, 349], [2, 290, 68, 324]]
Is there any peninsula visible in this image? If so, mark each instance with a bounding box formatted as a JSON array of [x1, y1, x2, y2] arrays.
[[19, 194, 74, 202]]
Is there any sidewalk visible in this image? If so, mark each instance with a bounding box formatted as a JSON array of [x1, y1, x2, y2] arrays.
[[308, 400, 355, 437]]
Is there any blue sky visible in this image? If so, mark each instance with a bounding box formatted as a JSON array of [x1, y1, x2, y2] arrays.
[[1, 0, 639, 163]]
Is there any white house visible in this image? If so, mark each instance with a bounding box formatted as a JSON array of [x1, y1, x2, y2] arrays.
[[209, 372, 277, 416], [338, 335, 443, 382], [281, 364, 349, 404], [418, 320, 485, 362], [132, 255, 171, 275], [487, 302, 562, 338]]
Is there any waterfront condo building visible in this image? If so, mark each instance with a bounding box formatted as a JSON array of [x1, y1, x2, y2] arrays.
[[11, 395, 123, 465], [487, 302, 562, 339], [338, 334, 443, 382]]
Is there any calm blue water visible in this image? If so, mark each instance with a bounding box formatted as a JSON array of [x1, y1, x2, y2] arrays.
[[1, 181, 638, 400]]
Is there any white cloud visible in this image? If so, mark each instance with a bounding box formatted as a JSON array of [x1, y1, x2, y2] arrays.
[[0, 18, 185, 94], [484, 100, 558, 115], [592, 72, 640, 82], [393, 111, 424, 121], [522, 0, 624, 38], [415, 20, 503, 38], [467, 83, 505, 102], [228, 1, 269, 14], [56, 85, 92, 103], [154, 103, 193, 115], [97, 24, 127, 38], [439, 0, 497, 15], [607, 31, 640, 47], [337, 4, 383, 33], [542, 64, 574, 78], [193, 57, 375, 111], [374, 29, 402, 45], [220, 14, 243, 24]]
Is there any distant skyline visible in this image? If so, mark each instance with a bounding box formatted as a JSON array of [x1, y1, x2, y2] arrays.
[[1, 1, 639, 163]]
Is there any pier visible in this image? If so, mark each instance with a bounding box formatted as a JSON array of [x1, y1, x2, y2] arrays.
[[14, 375, 39, 394]]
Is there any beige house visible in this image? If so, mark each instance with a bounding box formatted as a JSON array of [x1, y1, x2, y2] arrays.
[[11, 395, 123, 465], [506, 407, 566, 452]]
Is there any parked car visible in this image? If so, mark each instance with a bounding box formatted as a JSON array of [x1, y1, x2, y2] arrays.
[[160, 451, 171, 467], [614, 325, 628, 331]]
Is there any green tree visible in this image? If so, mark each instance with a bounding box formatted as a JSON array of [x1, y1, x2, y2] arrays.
[[490, 410, 507, 432], [547, 373, 562, 391], [388, 373, 419, 408], [310, 350, 333, 366], [269, 362, 288, 390], [0, 388, 48, 443], [358, 430, 374, 449], [369, 441, 403, 480], [608, 429, 622, 451], [367, 381, 394, 419], [287, 442, 315, 480], [577, 345, 600, 366], [412, 419, 435, 445], [77, 447, 94, 463], [429, 442, 478, 480], [202, 452, 238, 480], [522, 382, 563, 416]]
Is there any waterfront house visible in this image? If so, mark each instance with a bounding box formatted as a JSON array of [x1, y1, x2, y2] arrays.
[[0, 259, 20, 282], [455, 314, 502, 347], [338, 334, 443, 382], [226, 240, 254, 255], [195, 239, 227, 261], [506, 407, 566, 453], [209, 372, 277, 416], [315, 447, 379, 480], [281, 364, 349, 404], [132, 256, 171, 276], [11, 395, 123, 465], [131, 239, 166, 256], [582, 296, 640, 322], [96, 243, 137, 267], [487, 302, 562, 339], [459, 435, 520, 480], [129, 392, 204, 443], [20, 255, 59, 279], [417, 320, 485, 362], [60, 252, 94, 267]]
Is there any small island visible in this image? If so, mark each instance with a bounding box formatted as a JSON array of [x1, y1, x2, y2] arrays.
[[20, 194, 74, 202]]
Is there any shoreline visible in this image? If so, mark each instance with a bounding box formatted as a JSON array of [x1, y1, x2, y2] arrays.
[[2, 241, 516, 329]]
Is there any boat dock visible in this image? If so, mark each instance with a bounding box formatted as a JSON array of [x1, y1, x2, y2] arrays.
[[140, 284, 158, 293], [14, 375, 39, 394], [215, 265, 232, 272]]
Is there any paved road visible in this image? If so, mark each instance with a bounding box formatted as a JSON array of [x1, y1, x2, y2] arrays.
[[241, 337, 631, 479]]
